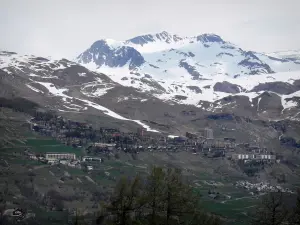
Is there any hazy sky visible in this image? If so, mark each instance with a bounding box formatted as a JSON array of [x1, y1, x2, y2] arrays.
[[1, 0, 299, 59]]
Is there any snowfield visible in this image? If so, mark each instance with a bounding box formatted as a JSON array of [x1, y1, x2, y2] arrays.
[[76, 31, 300, 108], [35, 82, 70, 99]]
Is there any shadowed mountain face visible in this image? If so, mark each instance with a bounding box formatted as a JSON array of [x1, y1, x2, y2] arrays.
[[213, 81, 244, 94], [250, 82, 300, 95], [77, 32, 282, 77], [77, 40, 145, 69]]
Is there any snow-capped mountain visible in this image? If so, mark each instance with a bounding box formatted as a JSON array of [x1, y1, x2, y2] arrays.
[[76, 31, 300, 116], [77, 32, 280, 77], [0, 51, 162, 132], [1, 31, 300, 136]]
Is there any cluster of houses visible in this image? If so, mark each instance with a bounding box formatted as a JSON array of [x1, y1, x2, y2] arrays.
[[28, 114, 281, 169], [187, 129, 278, 163], [235, 181, 294, 194]]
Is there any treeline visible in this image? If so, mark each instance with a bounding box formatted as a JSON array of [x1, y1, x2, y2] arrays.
[[0, 97, 39, 115], [252, 189, 300, 225], [0, 97, 57, 121], [88, 167, 300, 225], [1, 166, 300, 225], [95, 167, 222, 225], [280, 136, 300, 149]]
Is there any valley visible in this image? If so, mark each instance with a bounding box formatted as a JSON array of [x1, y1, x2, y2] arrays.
[[0, 31, 300, 225], [1, 101, 299, 224]]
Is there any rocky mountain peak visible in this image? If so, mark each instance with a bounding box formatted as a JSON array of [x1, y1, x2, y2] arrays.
[[196, 33, 225, 44], [75, 32, 300, 113], [77, 40, 145, 69], [126, 31, 184, 46], [90, 40, 109, 49]]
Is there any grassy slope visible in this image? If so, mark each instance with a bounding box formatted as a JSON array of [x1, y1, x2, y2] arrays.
[[0, 108, 297, 225]]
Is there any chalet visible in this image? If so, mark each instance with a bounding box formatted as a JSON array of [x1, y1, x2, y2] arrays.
[[100, 127, 119, 134], [224, 137, 236, 143], [137, 128, 147, 137], [208, 194, 218, 199], [94, 143, 115, 147], [186, 132, 198, 139], [249, 148, 269, 154], [82, 156, 102, 163], [59, 159, 69, 165], [173, 136, 187, 143], [59, 128, 68, 134], [71, 162, 81, 168], [141, 135, 151, 142], [87, 165, 93, 171], [246, 145, 260, 152], [28, 154, 37, 160], [3, 208, 26, 218], [112, 132, 121, 137], [206, 149, 225, 158], [158, 137, 167, 143]]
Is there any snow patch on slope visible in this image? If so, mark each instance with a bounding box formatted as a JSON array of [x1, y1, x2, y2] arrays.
[[78, 72, 86, 77], [257, 97, 261, 111], [281, 90, 300, 110], [26, 84, 44, 93], [92, 65, 300, 105], [75, 97, 160, 132], [35, 81, 160, 132], [81, 84, 114, 97], [35, 82, 69, 98]]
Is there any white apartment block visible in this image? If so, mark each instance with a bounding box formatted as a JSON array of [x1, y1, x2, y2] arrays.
[[45, 152, 76, 161], [232, 154, 275, 161]]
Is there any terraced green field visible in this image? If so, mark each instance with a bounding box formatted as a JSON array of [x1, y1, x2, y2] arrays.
[[1, 136, 261, 224], [25, 138, 84, 156], [2, 136, 84, 156], [201, 197, 257, 225]]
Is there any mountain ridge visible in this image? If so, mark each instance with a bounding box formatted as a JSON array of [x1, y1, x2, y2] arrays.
[[0, 31, 300, 136], [75, 31, 300, 113]]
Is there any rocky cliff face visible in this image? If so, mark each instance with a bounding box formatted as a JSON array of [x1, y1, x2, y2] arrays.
[[77, 40, 145, 69]]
